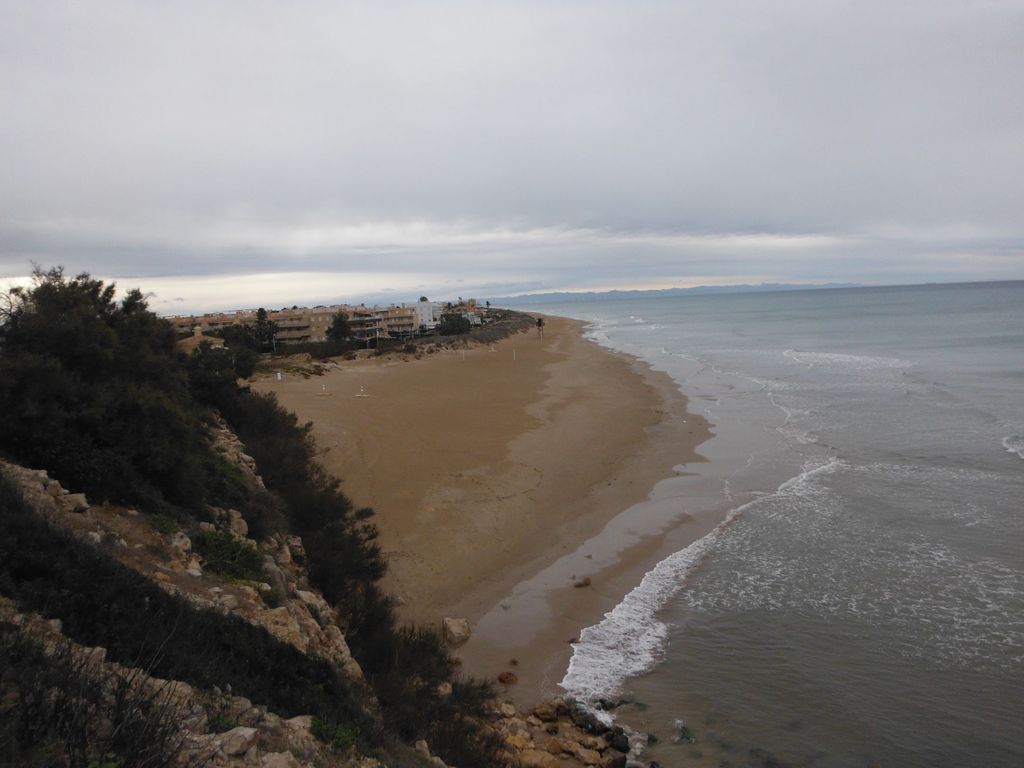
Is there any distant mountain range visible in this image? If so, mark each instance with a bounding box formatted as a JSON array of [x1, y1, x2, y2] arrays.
[[487, 282, 863, 305]]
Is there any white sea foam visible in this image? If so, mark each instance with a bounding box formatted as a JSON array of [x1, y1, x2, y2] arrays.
[[560, 458, 843, 702], [783, 349, 911, 371], [1003, 435, 1024, 460]]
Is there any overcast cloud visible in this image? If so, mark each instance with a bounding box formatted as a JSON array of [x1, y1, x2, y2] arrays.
[[2, 0, 1022, 312]]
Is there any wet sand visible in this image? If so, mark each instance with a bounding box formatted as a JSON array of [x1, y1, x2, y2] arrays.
[[254, 316, 713, 705]]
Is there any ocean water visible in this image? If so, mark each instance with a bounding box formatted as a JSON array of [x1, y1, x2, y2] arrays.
[[535, 282, 1024, 767]]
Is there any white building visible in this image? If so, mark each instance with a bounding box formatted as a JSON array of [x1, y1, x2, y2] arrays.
[[412, 298, 443, 330]]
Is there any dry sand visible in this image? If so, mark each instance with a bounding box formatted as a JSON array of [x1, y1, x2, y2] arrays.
[[254, 316, 713, 704]]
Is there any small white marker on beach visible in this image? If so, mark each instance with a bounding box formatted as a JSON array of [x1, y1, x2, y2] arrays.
[[488, 345, 496, 353], [461, 350, 466, 361], [355, 385, 369, 398], [513, 347, 517, 361], [276, 371, 283, 381]]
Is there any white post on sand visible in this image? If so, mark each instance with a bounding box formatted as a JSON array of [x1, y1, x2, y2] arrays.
[[276, 371, 283, 381], [461, 350, 466, 361], [513, 347, 517, 361]]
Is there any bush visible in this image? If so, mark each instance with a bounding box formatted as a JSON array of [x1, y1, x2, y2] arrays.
[[0, 626, 195, 768], [206, 711, 239, 733], [191, 529, 265, 581], [438, 314, 472, 335], [311, 716, 360, 752], [0, 268, 244, 513]]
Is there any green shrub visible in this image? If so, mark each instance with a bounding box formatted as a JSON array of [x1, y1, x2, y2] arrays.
[[149, 514, 179, 535], [0, 267, 250, 513], [438, 314, 471, 335], [191, 529, 264, 581], [206, 711, 239, 733], [0, 625, 194, 768], [311, 716, 360, 752]]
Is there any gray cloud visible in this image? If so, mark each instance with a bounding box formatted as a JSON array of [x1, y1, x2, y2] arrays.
[[2, 0, 1022, 306]]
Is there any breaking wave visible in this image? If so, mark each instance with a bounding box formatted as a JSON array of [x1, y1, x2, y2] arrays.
[[1003, 435, 1024, 460], [783, 349, 911, 371], [560, 458, 844, 702]]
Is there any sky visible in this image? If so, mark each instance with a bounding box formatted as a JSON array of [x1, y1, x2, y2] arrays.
[[2, 0, 1022, 313]]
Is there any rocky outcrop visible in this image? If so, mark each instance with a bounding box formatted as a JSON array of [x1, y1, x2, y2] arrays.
[[0, 597, 334, 768], [0, 456, 381, 732], [211, 416, 266, 490], [484, 696, 656, 768], [442, 617, 471, 645]]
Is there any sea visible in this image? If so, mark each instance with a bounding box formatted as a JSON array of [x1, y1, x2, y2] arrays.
[[531, 281, 1024, 768]]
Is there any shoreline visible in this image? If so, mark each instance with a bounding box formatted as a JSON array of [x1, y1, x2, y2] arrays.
[[254, 316, 714, 706]]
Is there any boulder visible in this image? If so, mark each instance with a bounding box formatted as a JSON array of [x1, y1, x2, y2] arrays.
[[442, 617, 471, 645], [518, 749, 563, 768], [544, 737, 564, 755], [568, 700, 610, 735], [237, 584, 260, 602], [219, 594, 239, 610], [284, 535, 306, 563], [607, 726, 630, 753], [436, 681, 452, 697], [505, 733, 531, 749], [572, 576, 592, 588], [263, 607, 307, 651], [498, 671, 519, 685], [226, 509, 248, 538], [61, 493, 89, 513], [285, 715, 312, 732], [219, 726, 258, 756], [579, 734, 605, 750], [571, 744, 602, 766], [415, 740, 431, 759], [533, 702, 560, 722], [600, 754, 627, 768], [296, 590, 329, 617], [274, 546, 293, 567], [170, 531, 192, 553]]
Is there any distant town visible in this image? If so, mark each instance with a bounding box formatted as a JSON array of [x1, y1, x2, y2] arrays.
[[169, 297, 495, 348]]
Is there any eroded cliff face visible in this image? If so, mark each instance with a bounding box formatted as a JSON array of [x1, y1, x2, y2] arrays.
[[1, 425, 647, 768], [1, 456, 384, 768]]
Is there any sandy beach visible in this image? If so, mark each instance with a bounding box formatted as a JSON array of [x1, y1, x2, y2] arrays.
[[254, 316, 714, 705]]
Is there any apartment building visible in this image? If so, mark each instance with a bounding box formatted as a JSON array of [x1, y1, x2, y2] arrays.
[[168, 298, 447, 345]]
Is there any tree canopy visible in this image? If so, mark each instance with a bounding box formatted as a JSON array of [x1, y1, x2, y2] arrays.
[[438, 313, 471, 336], [0, 268, 232, 511], [254, 307, 277, 351], [326, 311, 351, 343]]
